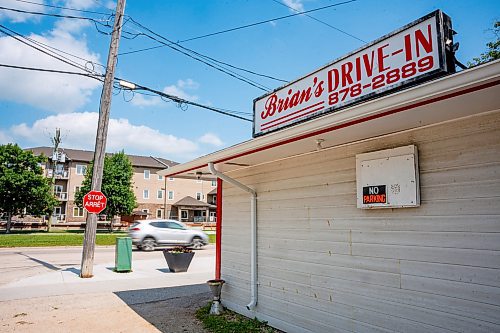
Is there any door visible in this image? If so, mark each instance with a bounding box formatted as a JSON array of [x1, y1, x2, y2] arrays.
[[180, 210, 188, 222], [209, 212, 216, 222]]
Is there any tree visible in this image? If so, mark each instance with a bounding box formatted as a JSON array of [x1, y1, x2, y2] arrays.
[[75, 151, 136, 230], [469, 21, 500, 67], [0, 144, 58, 233]]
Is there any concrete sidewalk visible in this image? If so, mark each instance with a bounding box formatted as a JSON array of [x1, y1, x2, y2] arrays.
[[0, 249, 214, 332]]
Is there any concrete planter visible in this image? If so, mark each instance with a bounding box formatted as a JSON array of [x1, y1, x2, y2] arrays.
[[163, 251, 195, 273]]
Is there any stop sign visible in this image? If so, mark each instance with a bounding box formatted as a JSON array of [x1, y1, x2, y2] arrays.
[[83, 190, 107, 214]]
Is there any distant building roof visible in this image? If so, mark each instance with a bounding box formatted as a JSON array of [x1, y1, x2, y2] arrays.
[[173, 196, 215, 208], [27, 147, 178, 169], [208, 188, 217, 195]]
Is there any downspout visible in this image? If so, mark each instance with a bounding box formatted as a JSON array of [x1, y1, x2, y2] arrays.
[[208, 162, 258, 311]]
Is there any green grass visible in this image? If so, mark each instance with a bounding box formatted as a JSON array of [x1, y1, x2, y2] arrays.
[[208, 233, 216, 244], [196, 303, 281, 333], [0, 232, 126, 247]]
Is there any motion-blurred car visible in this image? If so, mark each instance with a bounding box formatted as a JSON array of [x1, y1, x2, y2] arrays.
[[128, 219, 209, 251]]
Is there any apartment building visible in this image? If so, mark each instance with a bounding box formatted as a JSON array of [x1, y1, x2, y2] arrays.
[[26, 147, 216, 226]]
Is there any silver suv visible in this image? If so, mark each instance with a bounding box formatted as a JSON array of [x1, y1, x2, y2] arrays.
[[128, 219, 209, 251]]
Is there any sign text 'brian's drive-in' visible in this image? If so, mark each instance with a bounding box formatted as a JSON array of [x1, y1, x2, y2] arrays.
[[253, 10, 453, 137]]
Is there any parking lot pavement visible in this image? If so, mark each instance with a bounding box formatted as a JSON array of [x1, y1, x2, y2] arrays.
[[0, 246, 214, 332]]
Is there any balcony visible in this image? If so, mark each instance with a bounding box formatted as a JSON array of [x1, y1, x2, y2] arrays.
[[55, 192, 68, 201], [46, 169, 70, 179]]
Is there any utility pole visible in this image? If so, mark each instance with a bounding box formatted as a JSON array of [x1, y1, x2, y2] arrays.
[[48, 128, 62, 232], [80, 0, 126, 278]]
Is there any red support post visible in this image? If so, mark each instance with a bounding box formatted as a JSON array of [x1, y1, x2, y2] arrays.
[[215, 178, 223, 279]]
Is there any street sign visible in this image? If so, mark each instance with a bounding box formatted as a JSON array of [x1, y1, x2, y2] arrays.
[[83, 190, 107, 214]]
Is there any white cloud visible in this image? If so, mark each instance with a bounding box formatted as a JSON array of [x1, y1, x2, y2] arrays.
[[9, 112, 199, 157], [0, 0, 45, 23], [269, 21, 277, 27], [65, 0, 96, 9], [163, 79, 199, 101], [130, 93, 162, 107], [283, 0, 304, 12], [0, 28, 102, 113], [104, 1, 116, 10], [177, 78, 200, 90], [199, 133, 224, 147]]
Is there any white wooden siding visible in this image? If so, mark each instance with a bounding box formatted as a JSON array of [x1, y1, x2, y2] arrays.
[[220, 110, 500, 333]]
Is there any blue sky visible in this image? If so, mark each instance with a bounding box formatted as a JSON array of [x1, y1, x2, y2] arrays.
[[0, 0, 498, 162]]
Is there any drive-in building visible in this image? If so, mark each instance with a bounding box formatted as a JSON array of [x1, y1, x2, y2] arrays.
[[161, 11, 500, 332]]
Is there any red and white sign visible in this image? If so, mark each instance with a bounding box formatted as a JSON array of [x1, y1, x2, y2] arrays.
[[253, 10, 452, 137], [83, 190, 107, 214]]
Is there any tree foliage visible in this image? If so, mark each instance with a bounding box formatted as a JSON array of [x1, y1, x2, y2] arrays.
[[469, 21, 500, 67], [75, 151, 136, 219], [0, 144, 58, 233]]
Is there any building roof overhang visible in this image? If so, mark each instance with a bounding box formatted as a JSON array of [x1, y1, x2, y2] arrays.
[[159, 60, 500, 180]]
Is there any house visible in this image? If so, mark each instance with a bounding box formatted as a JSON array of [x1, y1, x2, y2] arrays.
[[20, 147, 217, 227], [159, 12, 500, 333]]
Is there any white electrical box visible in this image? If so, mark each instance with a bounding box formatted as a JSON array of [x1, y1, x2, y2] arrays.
[[356, 145, 420, 209]]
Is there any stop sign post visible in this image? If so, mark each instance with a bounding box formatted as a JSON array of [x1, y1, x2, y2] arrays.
[[83, 190, 107, 214]]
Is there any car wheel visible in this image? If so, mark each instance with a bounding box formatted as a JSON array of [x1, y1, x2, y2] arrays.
[[141, 237, 156, 251], [191, 236, 204, 250]]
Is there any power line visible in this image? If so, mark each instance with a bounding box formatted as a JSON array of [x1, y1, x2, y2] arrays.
[[0, 22, 253, 120], [0, 63, 104, 80], [10, 0, 113, 16], [0, 5, 109, 21], [116, 78, 252, 122], [121, 0, 357, 58], [0, 4, 276, 89], [270, 0, 365, 43], [125, 19, 272, 91], [0, 62, 249, 120], [0, 24, 98, 75], [123, 20, 287, 83], [0, 22, 106, 71]]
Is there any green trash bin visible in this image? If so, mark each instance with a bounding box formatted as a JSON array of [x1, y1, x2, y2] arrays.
[[115, 237, 132, 272]]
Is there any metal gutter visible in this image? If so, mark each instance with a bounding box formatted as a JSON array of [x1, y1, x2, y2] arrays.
[[208, 162, 258, 311]]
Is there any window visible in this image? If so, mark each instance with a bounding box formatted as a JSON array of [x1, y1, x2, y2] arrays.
[[168, 177, 174, 181], [157, 189, 163, 199], [156, 209, 162, 218], [168, 191, 174, 200], [73, 207, 84, 217], [167, 221, 185, 229], [180, 210, 188, 219], [54, 185, 63, 193], [75, 186, 81, 193], [211, 180, 217, 187], [143, 189, 149, 199], [144, 170, 150, 179], [196, 192, 202, 201], [76, 164, 87, 175], [142, 209, 149, 213], [158, 174, 163, 180]]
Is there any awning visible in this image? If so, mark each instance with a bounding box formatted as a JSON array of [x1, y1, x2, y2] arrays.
[[159, 60, 500, 179]]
